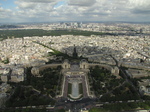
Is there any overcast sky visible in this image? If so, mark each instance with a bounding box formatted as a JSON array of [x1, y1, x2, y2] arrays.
[[0, 0, 150, 23]]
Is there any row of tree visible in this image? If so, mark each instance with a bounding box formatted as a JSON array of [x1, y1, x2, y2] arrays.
[[90, 101, 150, 112]]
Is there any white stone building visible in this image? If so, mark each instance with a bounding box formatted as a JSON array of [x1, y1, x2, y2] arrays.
[[10, 67, 25, 82], [0, 68, 11, 82], [139, 79, 150, 96]]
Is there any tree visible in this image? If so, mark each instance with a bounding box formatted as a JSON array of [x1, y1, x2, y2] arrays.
[[89, 108, 106, 112]]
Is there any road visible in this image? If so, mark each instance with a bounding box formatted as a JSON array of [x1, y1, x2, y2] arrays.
[[55, 98, 96, 112]]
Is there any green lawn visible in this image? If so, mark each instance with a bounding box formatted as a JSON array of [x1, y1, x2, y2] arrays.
[[68, 83, 72, 94], [79, 83, 83, 94]]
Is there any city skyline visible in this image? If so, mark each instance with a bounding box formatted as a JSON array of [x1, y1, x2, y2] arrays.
[[0, 0, 150, 23]]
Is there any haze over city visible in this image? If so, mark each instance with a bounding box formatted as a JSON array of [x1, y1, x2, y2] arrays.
[[0, 0, 150, 23]]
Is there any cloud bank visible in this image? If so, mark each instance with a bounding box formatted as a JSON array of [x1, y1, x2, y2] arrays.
[[0, 0, 150, 23]]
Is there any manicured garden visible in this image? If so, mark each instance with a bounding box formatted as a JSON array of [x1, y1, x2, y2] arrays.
[[6, 67, 62, 107], [88, 66, 123, 96], [88, 66, 140, 102], [5, 86, 55, 107]]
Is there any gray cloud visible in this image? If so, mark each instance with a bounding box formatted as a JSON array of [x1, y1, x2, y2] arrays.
[[15, 2, 35, 9], [17, 0, 56, 3], [132, 8, 150, 14], [129, 0, 150, 14], [68, 0, 96, 6], [1, 0, 150, 23], [0, 7, 12, 19]]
